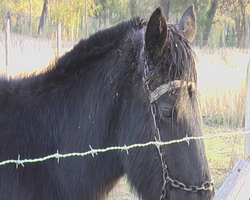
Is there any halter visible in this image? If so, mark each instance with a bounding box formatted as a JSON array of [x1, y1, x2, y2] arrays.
[[142, 50, 213, 199], [149, 80, 195, 103]]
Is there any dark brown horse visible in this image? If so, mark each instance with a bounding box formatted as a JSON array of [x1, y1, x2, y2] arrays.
[[0, 5, 214, 200]]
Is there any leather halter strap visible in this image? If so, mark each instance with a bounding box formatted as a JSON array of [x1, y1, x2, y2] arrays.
[[149, 80, 195, 103]]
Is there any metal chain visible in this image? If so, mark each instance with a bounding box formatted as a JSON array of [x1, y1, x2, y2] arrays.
[[167, 177, 214, 192], [150, 103, 169, 199], [143, 51, 213, 199], [143, 52, 170, 199]]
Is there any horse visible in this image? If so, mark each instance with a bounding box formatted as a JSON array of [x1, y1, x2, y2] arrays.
[[0, 5, 214, 200]]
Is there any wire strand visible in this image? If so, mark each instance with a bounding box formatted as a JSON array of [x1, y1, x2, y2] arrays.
[[0, 130, 248, 167]]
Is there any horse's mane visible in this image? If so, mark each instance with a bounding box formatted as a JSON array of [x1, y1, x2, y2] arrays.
[[54, 18, 145, 75], [0, 18, 145, 95]]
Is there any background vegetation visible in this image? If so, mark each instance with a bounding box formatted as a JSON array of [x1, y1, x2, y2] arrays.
[[0, 0, 249, 48]]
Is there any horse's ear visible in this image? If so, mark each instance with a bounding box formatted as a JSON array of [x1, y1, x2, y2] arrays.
[[145, 7, 168, 55], [179, 4, 196, 42]]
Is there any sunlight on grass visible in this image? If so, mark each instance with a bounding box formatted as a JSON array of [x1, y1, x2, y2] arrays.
[[197, 49, 248, 94], [196, 48, 249, 128], [0, 39, 72, 76]]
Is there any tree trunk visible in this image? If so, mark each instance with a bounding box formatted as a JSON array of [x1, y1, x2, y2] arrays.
[[237, 0, 246, 48], [160, 0, 170, 21], [28, 0, 32, 35], [98, 13, 102, 28], [201, 0, 219, 47], [38, 0, 48, 37], [85, 0, 88, 38], [103, 5, 107, 27], [14, 14, 21, 33]]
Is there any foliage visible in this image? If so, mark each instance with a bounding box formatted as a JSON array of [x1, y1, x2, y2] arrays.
[[0, 0, 249, 46]]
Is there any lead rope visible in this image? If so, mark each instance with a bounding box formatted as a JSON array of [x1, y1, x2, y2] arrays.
[[142, 51, 213, 200]]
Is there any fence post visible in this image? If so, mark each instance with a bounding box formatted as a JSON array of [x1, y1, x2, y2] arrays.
[[5, 18, 10, 76], [245, 59, 250, 159], [57, 23, 61, 58], [214, 159, 250, 200]]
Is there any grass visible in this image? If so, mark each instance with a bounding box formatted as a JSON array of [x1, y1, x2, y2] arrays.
[[197, 48, 248, 128], [203, 126, 245, 190]]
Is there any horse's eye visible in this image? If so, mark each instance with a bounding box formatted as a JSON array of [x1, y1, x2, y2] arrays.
[[160, 107, 174, 119], [157, 93, 177, 120]]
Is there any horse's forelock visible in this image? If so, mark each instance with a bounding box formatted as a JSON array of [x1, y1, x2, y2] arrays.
[[144, 24, 196, 92]]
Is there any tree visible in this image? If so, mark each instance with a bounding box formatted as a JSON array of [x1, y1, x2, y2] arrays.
[[38, 0, 48, 37], [218, 0, 249, 48], [28, 0, 32, 35], [96, 0, 108, 28], [0, 0, 248, 46], [201, 0, 219, 47]]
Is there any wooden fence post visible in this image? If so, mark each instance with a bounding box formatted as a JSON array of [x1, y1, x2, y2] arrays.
[[5, 18, 10, 76], [214, 160, 250, 200], [57, 23, 62, 58], [245, 59, 250, 159]]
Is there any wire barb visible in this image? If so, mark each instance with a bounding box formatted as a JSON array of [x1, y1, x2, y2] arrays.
[[185, 134, 190, 145], [89, 145, 98, 157], [123, 145, 129, 155], [55, 150, 60, 163], [16, 154, 24, 169]]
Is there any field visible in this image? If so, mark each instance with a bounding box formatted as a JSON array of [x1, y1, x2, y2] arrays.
[[0, 35, 249, 198]]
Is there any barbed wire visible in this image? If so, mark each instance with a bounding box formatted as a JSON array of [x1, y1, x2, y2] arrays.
[[0, 130, 249, 168]]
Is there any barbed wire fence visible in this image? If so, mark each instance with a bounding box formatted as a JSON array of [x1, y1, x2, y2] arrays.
[[0, 130, 249, 168]]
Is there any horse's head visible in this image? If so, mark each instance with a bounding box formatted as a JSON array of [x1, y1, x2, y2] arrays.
[[139, 5, 214, 199]]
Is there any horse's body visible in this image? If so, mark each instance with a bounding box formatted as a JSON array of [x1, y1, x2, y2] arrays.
[[0, 5, 214, 200]]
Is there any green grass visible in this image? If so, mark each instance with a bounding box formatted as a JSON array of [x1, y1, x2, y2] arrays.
[[203, 126, 244, 191]]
